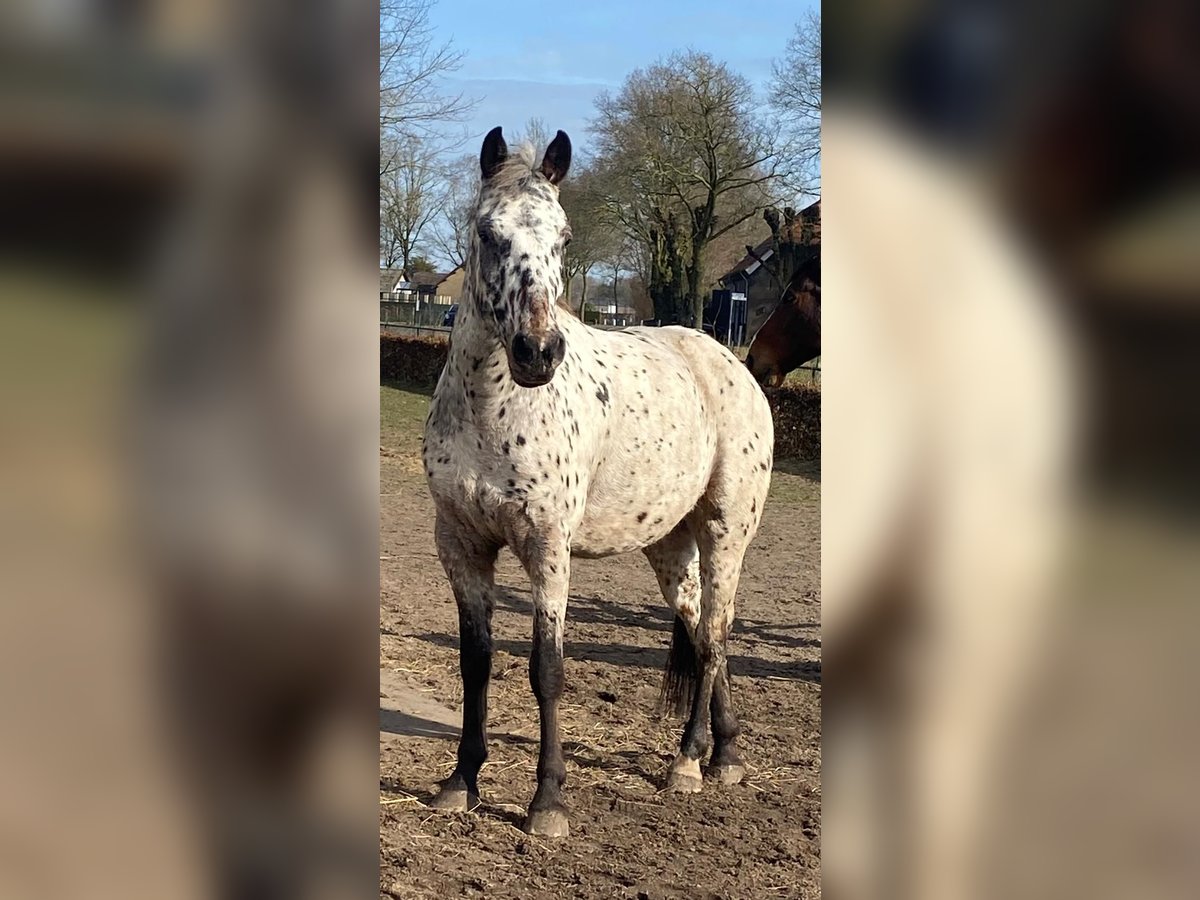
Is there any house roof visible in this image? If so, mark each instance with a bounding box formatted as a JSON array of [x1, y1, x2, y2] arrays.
[[723, 244, 775, 284], [718, 199, 821, 286], [408, 270, 447, 287], [380, 265, 463, 293], [380, 269, 404, 293]]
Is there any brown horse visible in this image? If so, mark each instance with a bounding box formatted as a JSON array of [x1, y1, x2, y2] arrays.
[[744, 256, 821, 387]]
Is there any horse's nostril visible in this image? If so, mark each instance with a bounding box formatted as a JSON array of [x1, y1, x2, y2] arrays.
[[543, 333, 566, 366], [512, 333, 536, 365]]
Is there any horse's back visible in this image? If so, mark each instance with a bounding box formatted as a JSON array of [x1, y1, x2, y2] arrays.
[[637, 326, 773, 437], [592, 324, 772, 511]]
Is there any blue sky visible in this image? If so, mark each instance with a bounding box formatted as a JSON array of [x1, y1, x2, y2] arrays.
[[427, 0, 819, 158]]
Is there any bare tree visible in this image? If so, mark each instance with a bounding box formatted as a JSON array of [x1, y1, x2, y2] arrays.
[[770, 11, 821, 186], [592, 50, 788, 327], [512, 117, 554, 154], [380, 137, 445, 276], [379, 0, 474, 174], [428, 153, 479, 269], [558, 163, 621, 314]]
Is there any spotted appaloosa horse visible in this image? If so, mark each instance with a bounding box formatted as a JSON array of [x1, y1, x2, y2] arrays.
[[745, 256, 821, 388], [421, 126, 774, 838]]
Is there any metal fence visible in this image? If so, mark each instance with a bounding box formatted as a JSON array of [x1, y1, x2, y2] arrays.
[[380, 298, 455, 328], [381, 323, 452, 340], [582, 311, 639, 328], [793, 359, 822, 383]]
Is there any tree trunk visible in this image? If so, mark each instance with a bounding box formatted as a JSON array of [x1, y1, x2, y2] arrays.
[[648, 226, 671, 323], [647, 214, 693, 325], [688, 247, 705, 331], [665, 218, 686, 324], [578, 266, 590, 318]]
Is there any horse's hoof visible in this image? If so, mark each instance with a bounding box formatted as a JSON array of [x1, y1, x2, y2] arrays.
[[427, 787, 477, 812], [522, 808, 570, 838], [666, 756, 704, 793], [705, 763, 746, 785], [666, 771, 704, 793]]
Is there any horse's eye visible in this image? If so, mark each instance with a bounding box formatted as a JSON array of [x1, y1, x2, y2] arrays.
[[477, 220, 495, 245]]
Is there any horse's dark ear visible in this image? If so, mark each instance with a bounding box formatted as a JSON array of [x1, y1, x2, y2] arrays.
[[540, 130, 571, 185], [480, 126, 507, 180]]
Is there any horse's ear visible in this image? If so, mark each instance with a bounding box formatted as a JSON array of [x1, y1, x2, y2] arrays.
[[480, 126, 508, 180], [540, 130, 571, 185]]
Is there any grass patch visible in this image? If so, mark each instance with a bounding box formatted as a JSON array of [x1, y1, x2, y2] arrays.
[[769, 467, 821, 506], [769, 458, 821, 506], [380, 381, 431, 458]]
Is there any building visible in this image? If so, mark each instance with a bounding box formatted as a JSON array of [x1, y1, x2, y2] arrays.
[[379, 269, 406, 296], [718, 199, 820, 337], [379, 266, 465, 304]]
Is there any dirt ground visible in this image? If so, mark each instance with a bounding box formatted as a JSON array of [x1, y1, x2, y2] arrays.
[[380, 383, 821, 899]]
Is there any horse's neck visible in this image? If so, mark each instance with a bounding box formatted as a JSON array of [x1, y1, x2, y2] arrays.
[[443, 294, 510, 400]]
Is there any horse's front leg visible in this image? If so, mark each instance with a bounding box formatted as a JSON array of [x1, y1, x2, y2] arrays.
[[430, 515, 498, 812], [520, 538, 572, 837]]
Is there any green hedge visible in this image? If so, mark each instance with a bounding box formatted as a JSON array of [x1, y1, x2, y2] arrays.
[[767, 386, 821, 462], [381, 333, 819, 462], [380, 333, 448, 385]]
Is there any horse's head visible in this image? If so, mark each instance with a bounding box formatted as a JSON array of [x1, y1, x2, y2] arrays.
[[744, 350, 775, 388], [469, 126, 573, 388], [745, 262, 821, 388]]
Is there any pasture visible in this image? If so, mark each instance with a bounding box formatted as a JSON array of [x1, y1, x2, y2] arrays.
[[380, 380, 821, 899]]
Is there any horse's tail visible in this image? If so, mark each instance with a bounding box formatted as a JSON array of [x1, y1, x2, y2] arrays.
[[658, 615, 698, 717]]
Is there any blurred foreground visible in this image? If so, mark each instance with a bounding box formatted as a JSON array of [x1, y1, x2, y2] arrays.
[[0, 3, 378, 898], [824, 1, 1200, 898]]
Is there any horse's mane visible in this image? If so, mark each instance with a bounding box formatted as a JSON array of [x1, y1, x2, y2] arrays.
[[486, 143, 539, 194]]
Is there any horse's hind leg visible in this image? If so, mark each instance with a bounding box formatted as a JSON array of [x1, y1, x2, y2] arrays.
[[707, 657, 744, 783], [429, 512, 498, 813], [645, 521, 747, 789], [643, 525, 708, 791], [671, 503, 756, 791], [644, 522, 702, 694]]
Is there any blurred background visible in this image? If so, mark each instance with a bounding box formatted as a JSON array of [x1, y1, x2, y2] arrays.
[[0, 2, 378, 898], [2, 0, 1198, 898], [822, 1, 1200, 898]]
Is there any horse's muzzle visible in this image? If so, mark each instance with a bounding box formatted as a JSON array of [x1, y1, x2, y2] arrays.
[[510, 330, 566, 387]]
